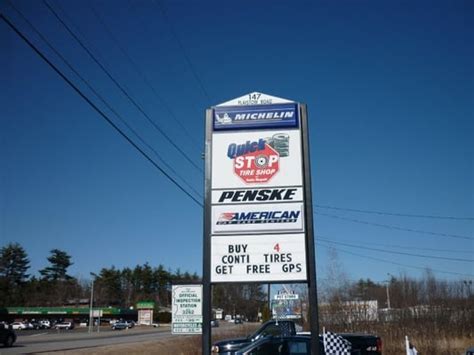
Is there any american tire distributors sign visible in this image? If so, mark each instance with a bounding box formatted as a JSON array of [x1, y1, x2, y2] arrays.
[[207, 92, 310, 283]]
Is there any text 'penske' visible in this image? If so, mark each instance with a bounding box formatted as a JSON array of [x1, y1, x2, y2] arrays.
[[218, 188, 298, 203]]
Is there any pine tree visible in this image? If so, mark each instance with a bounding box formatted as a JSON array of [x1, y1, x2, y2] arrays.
[[39, 249, 73, 281], [0, 243, 30, 306]]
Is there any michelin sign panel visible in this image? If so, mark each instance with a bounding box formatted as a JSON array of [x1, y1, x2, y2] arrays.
[[214, 103, 298, 131], [209, 92, 308, 283]]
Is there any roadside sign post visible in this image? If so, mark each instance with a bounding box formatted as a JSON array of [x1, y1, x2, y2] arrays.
[[203, 92, 319, 355]]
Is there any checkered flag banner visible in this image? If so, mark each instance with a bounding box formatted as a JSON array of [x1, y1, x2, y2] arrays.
[[323, 328, 352, 355]]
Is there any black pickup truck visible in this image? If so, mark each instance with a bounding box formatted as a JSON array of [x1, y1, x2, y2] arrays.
[[211, 320, 382, 355]]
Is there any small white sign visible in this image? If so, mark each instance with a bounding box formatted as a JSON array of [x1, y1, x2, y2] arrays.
[[216, 92, 294, 107], [211, 203, 305, 235], [274, 293, 299, 300], [172, 285, 202, 334], [92, 310, 103, 317], [211, 233, 307, 282]]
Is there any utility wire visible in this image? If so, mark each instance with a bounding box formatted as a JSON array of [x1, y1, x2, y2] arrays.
[[316, 236, 473, 263], [0, 13, 203, 207], [314, 204, 474, 221], [317, 241, 474, 278], [87, 1, 202, 150], [152, 0, 211, 102], [5, 0, 203, 200], [315, 211, 473, 240], [315, 236, 472, 255], [41, 0, 203, 173]]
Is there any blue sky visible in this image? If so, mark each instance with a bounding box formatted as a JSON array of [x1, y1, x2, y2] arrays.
[[1, 0, 472, 284]]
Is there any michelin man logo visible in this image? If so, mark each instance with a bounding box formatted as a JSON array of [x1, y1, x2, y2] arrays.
[[215, 112, 232, 125]]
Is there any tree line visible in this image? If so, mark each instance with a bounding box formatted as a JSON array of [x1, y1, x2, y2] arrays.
[[3, 242, 471, 331], [0, 242, 269, 321], [0, 242, 200, 309]]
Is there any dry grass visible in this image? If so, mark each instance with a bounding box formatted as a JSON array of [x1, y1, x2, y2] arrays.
[[51, 325, 258, 355], [47, 323, 472, 355]]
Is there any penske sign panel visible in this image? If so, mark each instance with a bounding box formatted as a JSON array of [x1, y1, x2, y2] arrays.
[[211, 187, 304, 205]]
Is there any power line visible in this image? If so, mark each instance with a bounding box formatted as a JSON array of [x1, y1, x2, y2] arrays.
[[0, 13, 203, 208], [317, 241, 474, 278], [87, 0, 202, 151], [314, 204, 474, 221], [316, 236, 473, 263], [152, 0, 211, 102], [41, 0, 203, 173], [315, 211, 473, 240], [315, 236, 472, 255], [5, 0, 203, 201]]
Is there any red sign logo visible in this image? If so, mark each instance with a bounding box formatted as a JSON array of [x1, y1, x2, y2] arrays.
[[234, 144, 279, 183]]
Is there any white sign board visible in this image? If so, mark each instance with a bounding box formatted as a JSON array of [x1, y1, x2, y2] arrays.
[[91, 310, 103, 317], [211, 130, 303, 189], [211, 233, 307, 282], [275, 293, 299, 300], [208, 92, 308, 284], [212, 187, 304, 205], [216, 92, 294, 107], [211, 202, 305, 235], [172, 285, 202, 334]]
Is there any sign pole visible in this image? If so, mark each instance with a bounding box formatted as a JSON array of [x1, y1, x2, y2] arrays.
[[202, 109, 213, 355], [301, 104, 320, 355]]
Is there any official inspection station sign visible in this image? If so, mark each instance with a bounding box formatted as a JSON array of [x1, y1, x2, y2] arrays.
[[172, 285, 202, 334]]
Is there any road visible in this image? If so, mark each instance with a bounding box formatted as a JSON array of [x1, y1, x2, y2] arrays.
[[2, 326, 174, 354]]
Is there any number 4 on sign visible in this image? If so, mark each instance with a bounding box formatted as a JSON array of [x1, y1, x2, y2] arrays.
[[273, 243, 281, 252]]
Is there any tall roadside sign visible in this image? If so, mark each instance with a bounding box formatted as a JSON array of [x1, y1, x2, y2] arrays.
[[203, 92, 319, 355]]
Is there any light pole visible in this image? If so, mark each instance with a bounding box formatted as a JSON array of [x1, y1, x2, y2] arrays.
[[89, 272, 97, 334], [385, 282, 391, 310], [385, 273, 393, 310]]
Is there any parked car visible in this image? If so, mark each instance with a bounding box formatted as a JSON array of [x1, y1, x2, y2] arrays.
[[24, 322, 35, 330], [10, 322, 27, 330], [466, 347, 474, 355], [125, 320, 135, 328], [55, 322, 74, 330], [0, 326, 16, 347], [30, 321, 49, 330], [234, 318, 243, 325], [111, 321, 129, 330], [39, 320, 51, 329], [152, 322, 160, 328], [235, 335, 324, 355], [211, 320, 220, 327], [212, 320, 382, 355]]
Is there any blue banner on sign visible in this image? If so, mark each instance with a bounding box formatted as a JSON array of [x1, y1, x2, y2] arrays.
[[213, 103, 299, 131]]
